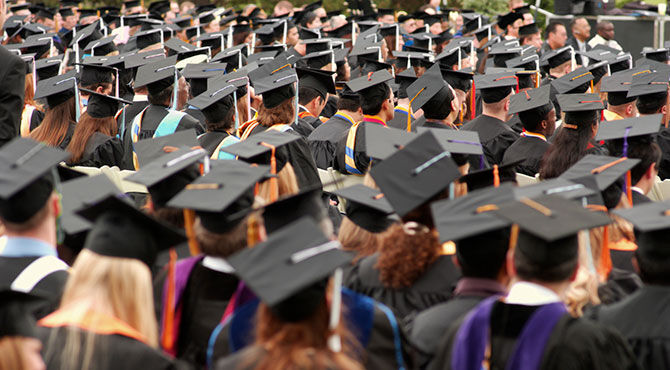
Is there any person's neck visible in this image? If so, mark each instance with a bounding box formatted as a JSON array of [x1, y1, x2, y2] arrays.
[[635, 178, 653, 195], [304, 100, 321, 116], [482, 107, 507, 121], [396, 98, 410, 108], [426, 117, 455, 128], [598, 33, 609, 41], [574, 35, 586, 43], [6, 220, 57, 249], [549, 68, 567, 78], [548, 40, 561, 50], [363, 112, 387, 124], [523, 279, 570, 298], [608, 104, 629, 118]]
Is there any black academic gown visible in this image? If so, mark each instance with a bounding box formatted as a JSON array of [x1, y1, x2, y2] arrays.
[[294, 108, 318, 137], [631, 190, 652, 205], [0, 45, 25, 147], [656, 127, 670, 180], [501, 136, 550, 176], [344, 254, 460, 319], [246, 124, 321, 190], [182, 106, 207, 128], [307, 114, 353, 169], [428, 301, 640, 370], [505, 115, 524, 134], [132, 104, 206, 141], [58, 122, 76, 151], [198, 130, 232, 157], [118, 99, 150, 170], [460, 114, 519, 168], [321, 95, 338, 118], [37, 326, 187, 370], [597, 267, 643, 305], [591, 285, 670, 369], [333, 121, 380, 175], [154, 260, 239, 369], [541, 76, 561, 115], [70, 132, 127, 169], [0, 255, 68, 319]]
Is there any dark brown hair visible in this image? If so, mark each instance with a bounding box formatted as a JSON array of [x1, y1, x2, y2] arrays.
[[338, 218, 387, 261], [29, 97, 75, 148], [66, 112, 117, 163]]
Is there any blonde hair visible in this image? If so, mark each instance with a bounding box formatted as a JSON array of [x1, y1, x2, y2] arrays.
[[564, 231, 601, 317], [0, 337, 32, 370], [256, 162, 300, 203], [46, 249, 158, 370]]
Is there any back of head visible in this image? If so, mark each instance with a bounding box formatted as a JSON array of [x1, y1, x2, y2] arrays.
[[513, 231, 579, 283], [422, 85, 454, 120], [360, 82, 390, 115], [518, 103, 553, 132], [29, 97, 76, 148], [637, 91, 668, 115], [456, 228, 510, 279]]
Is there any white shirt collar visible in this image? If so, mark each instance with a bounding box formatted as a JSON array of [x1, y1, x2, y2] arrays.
[[133, 94, 148, 102], [202, 256, 235, 274], [631, 186, 644, 195], [505, 281, 561, 306]]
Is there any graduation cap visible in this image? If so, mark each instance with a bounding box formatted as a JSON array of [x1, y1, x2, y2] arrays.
[[369, 131, 461, 217], [133, 129, 199, 170], [0, 289, 42, 339], [212, 46, 247, 71], [613, 201, 670, 259], [627, 70, 669, 98], [394, 67, 417, 99], [519, 22, 539, 37], [494, 194, 611, 267], [435, 47, 462, 69], [440, 69, 474, 94], [459, 159, 522, 192], [505, 53, 539, 70], [551, 67, 594, 94], [462, 15, 483, 35], [559, 154, 640, 191], [35, 71, 78, 109], [587, 60, 609, 85], [363, 125, 417, 159], [196, 32, 227, 50], [406, 64, 454, 114], [83, 35, 118, 57], [123, 0, 141, 9], [600, 74, 635, 106], [197, 10, 216, 25], [251, 63, 298, 108], [81, 89, 131, 119], [77, 195, 187, 266], [331, 184, 395, 233], [187, 82, 237, 124], [133, 55, 178, 97], [641, 48, 669, 63], [0, 138, 70, 224], [35, 56, 63, 81], [167, 161, 269, 232], [595, 114, 662, 142], [557, 93, 604, 113], [297, 67, 335, 100], [221, 129, 299, 172], [541, 46, 572, 69], [255, 44, 288, 54], [497, 11, 523, 29], [346, 69, 393, 93], [70, 23, 101, 50], [509, 85, 553, 116], [76, 62, 116, 88], [349, 40, 383, 61], [359, 58, 392, 74], [171, 16, 192, 29], [124, 48, 165, 69], [475, 72, 518, 103], [431, 183, 514, 243], [609, 53, 633, 74], [489, 45, 523, 68], [182, 62, 227, 96], [472, 24, 495, 42], [261, 188, 328, 234], [58, 7, 75, 17], [17, 35, 52, 57], [324, 22, 352, 38], [148, 0, 170, 17], [227, 217, 350, 322], [164, 38, 196, 56], [298, 26, 321, 40], [247, 51, 279, 66], [185, 25, 205, 40]]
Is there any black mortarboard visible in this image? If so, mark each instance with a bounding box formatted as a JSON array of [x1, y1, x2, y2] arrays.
[[587, 60, 609, 85], [84, 35, 118, 56], [262, 188, 327, 234], [247, 51, 280, 67], [473, 24, 495, 42], [77, 62, 115, 87], [497, 11, 523, 29], [16, 35, 51, 57], [35, 71, 77, 108], [557, 93, 604, 113], [185, 25, 205, 40], [196, 32, 226, 50], [595, 114, 662, 142], [60, 174, 122, 248], [251, 64, 298, 108], [609, 53, 633, 74], [509, 85, 552, 115], [489, 45, 523, 68], [346, 69, 393, 93], [462, 15, 483, 35], [613, 201, 670, 259], [298, 26, 321, 40], [551, 67, 593, 94], [134, 55, 178, 96], [0, 138, 70, 223], [70, 23, 100, 49], [35, 56, 63, 81], [627, 70, 669, 98], [359, 58, 392, 74], [459, 159, 522, 191], [641, 48, 669, 63], [181, 62, 227, 96], [297, 67, 336, 99], [494, 194, 610, 267], [415, 128, 484, 158], [228, 217, 350, 322], [124, 48, 165, 69], [580, 49, 616, 65], [349, 40, 383, 60], [406, 63, 454, 112], [164, 37, 196, 56], [513, 177, 595, 200], [475, 72, 517, 103], [601, 74, 635, 106], [81, 89, 131, 118], [187, 82, 236, 123], [331, 184, 395, 233], [324, 22, 351, 38], [560, 154, 640, 191], [133, 129, 199, 168], [134, 29, 163, 49], [395, 67, 417, 99], [172, 16, 193, 28], [59, 7, 75, 17], [505, 53, 539, 70], [364, 125, 417, 159], [221, 130, 299, 172], [440, 68, 474, 93], [392, 50, 433, 69], [431, 183, 514, 243], [255, 44, 287, 54], [303, 39, 331, 54], [519, 22, 539, 37], [0, 289, 41, 339], [369, 131, 460, 217], [147, 0, 170, 16], [197, 10, 216, 25], [78, 195, 187, 266], [541, 46, 572, 69], [212, 46, 247, 71], [167, 161, 269, 233]]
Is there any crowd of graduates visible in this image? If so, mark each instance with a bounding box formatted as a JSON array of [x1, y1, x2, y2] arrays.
[[3, 0, 670, 369]]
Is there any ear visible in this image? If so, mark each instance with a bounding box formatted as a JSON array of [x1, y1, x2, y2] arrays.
[[626, 103, 633, 116], [504, 98, 510, 112], [645, 163, 656, 180], [662, 104, 668, 115], [451, 98, 459, 113], [96, 85, 104, 94]]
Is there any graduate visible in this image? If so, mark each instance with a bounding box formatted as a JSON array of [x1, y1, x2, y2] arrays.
[[295, 67, 336, 135], [600, 73, 637, 121], [29, 72, 78, 150], [0, 289, 46, 370], [428, 194, 638, 370], [406, 64, 461, 130], [502, 85, 555, 176], [188, 82, 240, 159], [386, 67, 419, 130], [0, 138, 71, 319], [461, 72, 519, 168]]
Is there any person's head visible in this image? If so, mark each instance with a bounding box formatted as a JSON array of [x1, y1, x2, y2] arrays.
[[302, 11, 322, 29], [570, 17, 591, 42], [29, 97, 76, 148], [597, 21, 615, 41], [0, 337, 45, 370], [360, 82, 394, 121], [549, 60, 572, 79], [518, 104, 556, 137], [606, 89, 638, 118], [402, 17, 418, 34], [274, 0, 293, 17], [637, 91, 669, 116], [66, 112, 117, 163], [298, 86, 328, 116], [377, 13, 395, 25], [509, 0, 525, 10], [629, 140, 661, 189], [428, 0, 440, 8], [511, 231, 579, 284], [456, 228, 510, 280], [147, 79, 175, 106], [177, 75, 189, 110], [480, 85, 513, 119], [61, 12, 78, 30], [521, 31, 543, 51], [506, 18, 523, 38], [546, 21, 567, 50], [286, 25, 299, 47], [258, 94, 296, 128], [202, 94, 236, 132], [420, 84, 459, 122], [195, 214, 249, 258]]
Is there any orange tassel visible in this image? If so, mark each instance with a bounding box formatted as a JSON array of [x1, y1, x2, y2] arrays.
[[259, 142, 278, 202], [470, 81, 476, 120], [626, 171, 633, 205], [493, 164, 499, 187], [160, 248, 177, 352], [183, 209, 200, 256], [599, 225, 612, 281]]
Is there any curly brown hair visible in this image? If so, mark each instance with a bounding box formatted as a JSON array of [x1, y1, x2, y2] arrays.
[[338, 218, 388, 261], [376, 222, 441, 289], [257, 97, 295, 127]]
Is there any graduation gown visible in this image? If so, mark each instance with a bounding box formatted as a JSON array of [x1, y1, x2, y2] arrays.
[[246, 124, 321, 190], [655, 127, 670, 180], [154, 258, 240, 369], [197, 130, 239, 159], [591, 285, 670, 369], [58, 122, 76, 151], [505, 114, 524, 134], [294, 108, 319, 137], [131, 104, 206, 141], [597, 267, 643, 305], [501, 134, 550, 176], [0, 45, 25, 147], [216, 346, 344, 370], [321, 94, 339, 118], [428, 301, 639, 370], [631, 189, 652, 205], [182, 106, 207, 127], [307, 112, 355, 169], [387, 106, 415, 131], [344, 254, 460, 319], [37, 316, 187, 370], [333, 116, 387, 175], [118, 98, 150, 170], [70, 132, 127, 169], [460, 114, 519, 168], [208, 289, 412, 370]]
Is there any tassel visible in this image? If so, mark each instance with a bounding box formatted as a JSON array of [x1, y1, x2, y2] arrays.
[[470, 80, 476, 120], [160, 248, 177, 352], [493, 165, 499, 187], [408, 88, 425, 132], [259, 142, 278, 202], [599, 225, 612, 281], [183, 209, 200, 256], [625, 171, 633, 205]]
